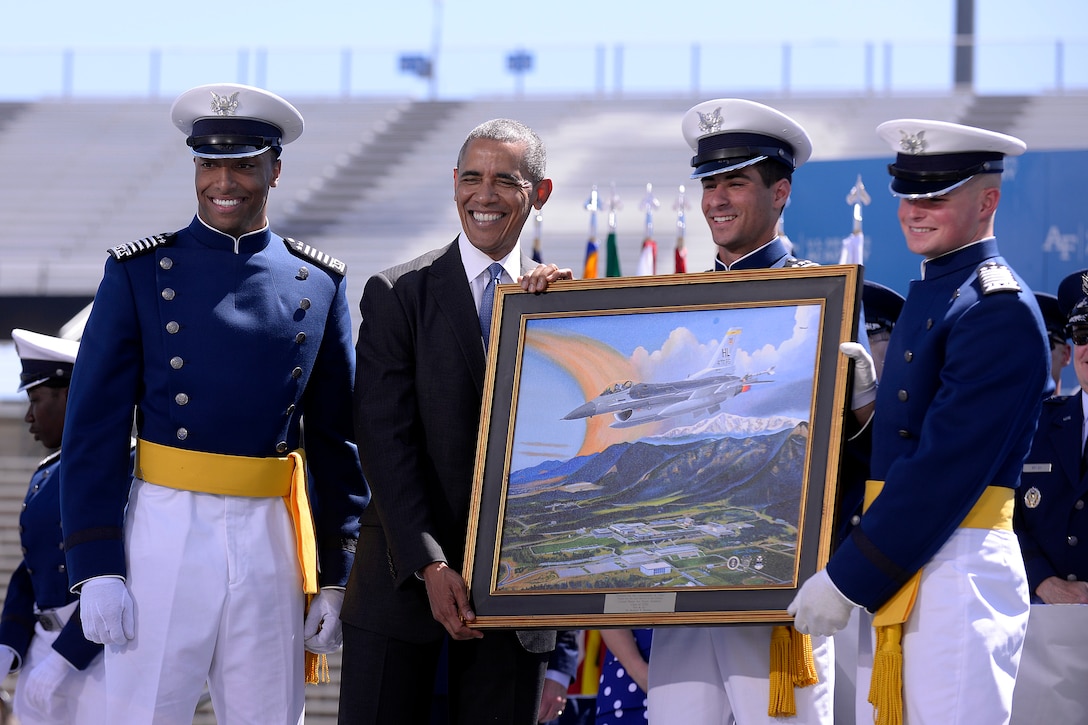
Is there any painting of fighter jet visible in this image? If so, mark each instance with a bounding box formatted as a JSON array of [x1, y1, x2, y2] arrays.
[[461, 265, 862, 627], [562, 328, 773, 429]]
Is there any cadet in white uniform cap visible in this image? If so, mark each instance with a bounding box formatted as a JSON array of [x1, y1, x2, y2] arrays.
[[0, 330, 106, 725], [59, 83, 370, 724], [789, 119, 1050, 725], [646, 98, 884, 725]]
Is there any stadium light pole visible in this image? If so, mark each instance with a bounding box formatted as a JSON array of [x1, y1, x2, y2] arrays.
[[953, 0, 974, 90], [430, 0, 443, 100]]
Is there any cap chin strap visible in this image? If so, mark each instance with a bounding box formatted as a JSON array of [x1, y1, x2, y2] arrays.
[[187, 135, 281, 159]]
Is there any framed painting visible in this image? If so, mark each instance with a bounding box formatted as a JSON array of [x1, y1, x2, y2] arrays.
[[463, 264, 862, 628]]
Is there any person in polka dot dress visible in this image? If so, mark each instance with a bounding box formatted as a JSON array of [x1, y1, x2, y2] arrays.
[[596, 629, 652, 723]]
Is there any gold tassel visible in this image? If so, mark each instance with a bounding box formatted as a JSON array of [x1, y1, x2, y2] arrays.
[[769, 625, 821, 717], [791, 627, 818, 687], [868, 624, 903, 725], [303, 593, 331, 685], [306, 651, 330, 685], [768, 625, 796, 717]]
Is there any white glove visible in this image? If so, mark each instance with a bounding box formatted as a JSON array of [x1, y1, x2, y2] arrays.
[[841, 341, 877, 408], [787, 569, 858, 636], [22, 649, 74, 717], [78, 577, 135, 645], [303, 588, 345, 654], [0, 645, 16, 675]]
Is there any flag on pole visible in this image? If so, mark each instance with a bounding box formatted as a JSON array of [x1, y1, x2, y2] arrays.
[[839, 174, 870, 265], [583, 185, 601, 279], [605, 184, 623, 277], [605, 232, 622, 277], [637, 238, 657, 276], [530, 210, 543, 264], [636, 183, 660, 276], [673, 185, 689, 273]]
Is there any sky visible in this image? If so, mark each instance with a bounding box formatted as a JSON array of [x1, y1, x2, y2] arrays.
[[3, 1, 1087, 99], [5, 1, 1085, 50]]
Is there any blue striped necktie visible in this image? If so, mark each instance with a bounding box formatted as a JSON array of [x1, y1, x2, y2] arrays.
[[479, 262, 504, 349]]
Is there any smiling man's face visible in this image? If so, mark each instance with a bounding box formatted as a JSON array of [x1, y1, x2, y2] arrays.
[[454, 138, 551, 261], [194, 151, 281, 238]]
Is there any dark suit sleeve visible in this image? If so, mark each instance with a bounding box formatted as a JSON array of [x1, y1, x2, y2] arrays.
[[355, 271, 448, 587], [548, 630, 579, 680]]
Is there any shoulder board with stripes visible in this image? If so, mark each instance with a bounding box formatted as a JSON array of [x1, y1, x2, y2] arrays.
[[284, 238, 346, 276], [976, 262, 1021, 295], [107, 233, 174, 261], [784, 257, 818, 268]]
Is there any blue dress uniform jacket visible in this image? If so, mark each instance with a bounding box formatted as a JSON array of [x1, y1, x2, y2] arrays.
[[60, 216, 368, 589], [1014, 392, 1088, 597], [0, 454, 102, 669], [827, 238, 1050, 610]]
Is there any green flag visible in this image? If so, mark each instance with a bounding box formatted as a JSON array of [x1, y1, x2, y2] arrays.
[[605, 230, 621, 277]]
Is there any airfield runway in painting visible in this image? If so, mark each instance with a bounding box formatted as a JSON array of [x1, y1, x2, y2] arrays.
[[495, 302, 822, 593]]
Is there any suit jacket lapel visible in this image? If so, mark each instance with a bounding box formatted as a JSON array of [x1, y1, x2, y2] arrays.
[[429, 239, 486, 394]]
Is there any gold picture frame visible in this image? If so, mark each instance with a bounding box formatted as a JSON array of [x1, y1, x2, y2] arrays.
[[464, 265, 862, 628]]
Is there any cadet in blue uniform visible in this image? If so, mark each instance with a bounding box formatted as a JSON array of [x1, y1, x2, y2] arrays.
[[1009, 271, 1088, 725], [2, 330, 103, 724], [59, 83, 369, 725], [647, 98, 883, 725], [790, 119, 1051, 725], [1016, 271, 1088, 600]]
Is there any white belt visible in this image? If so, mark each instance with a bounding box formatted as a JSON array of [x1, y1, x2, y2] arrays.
[[33, 600, 78, 632]]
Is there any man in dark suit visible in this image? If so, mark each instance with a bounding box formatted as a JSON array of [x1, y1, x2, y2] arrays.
[[342, 118, 571, 725]]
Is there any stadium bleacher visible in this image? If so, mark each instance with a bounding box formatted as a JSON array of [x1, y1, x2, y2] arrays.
[[7, 92, 1088, 307], [1, 90, 1088, 722]]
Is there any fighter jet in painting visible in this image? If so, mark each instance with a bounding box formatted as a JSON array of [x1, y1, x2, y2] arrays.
[[563, 328, 774, 429]]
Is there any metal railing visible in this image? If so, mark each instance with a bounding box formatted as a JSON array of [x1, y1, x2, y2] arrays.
[[1, 38, 1086, 101]]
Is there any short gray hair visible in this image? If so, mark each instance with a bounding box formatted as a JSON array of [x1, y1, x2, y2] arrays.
[[457, 118, 546, 183]]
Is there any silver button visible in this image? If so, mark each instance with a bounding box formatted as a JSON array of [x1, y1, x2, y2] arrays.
[[159, 257, 173, 270], [291, 367, 303, 379], [297, 267, 309, 280], [166, 321, 180, 334], [177, 428, 188, 441], [898, 430, 911, 439], [299, 298, 311, 310], [850, 515, 861, 526], [170, 356, 184, 370], [175, 393, 190, 406], [276, 441, 288, 453], [1069, 535, 1079, 546], [1069, 574, 1079, 581], [295, 332, 306, 344], [1077, 500, 1085, 510], [57, 564, 65, 572], [904, 350, 913, 362], [926, 319, 934, 330], [162, 288, 176, 301], [897, 390, 908, 401]]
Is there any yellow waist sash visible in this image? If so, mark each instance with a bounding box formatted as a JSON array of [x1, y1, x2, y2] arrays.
[[135, 438, 318, 595], [863, 481, 1014, 725]]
